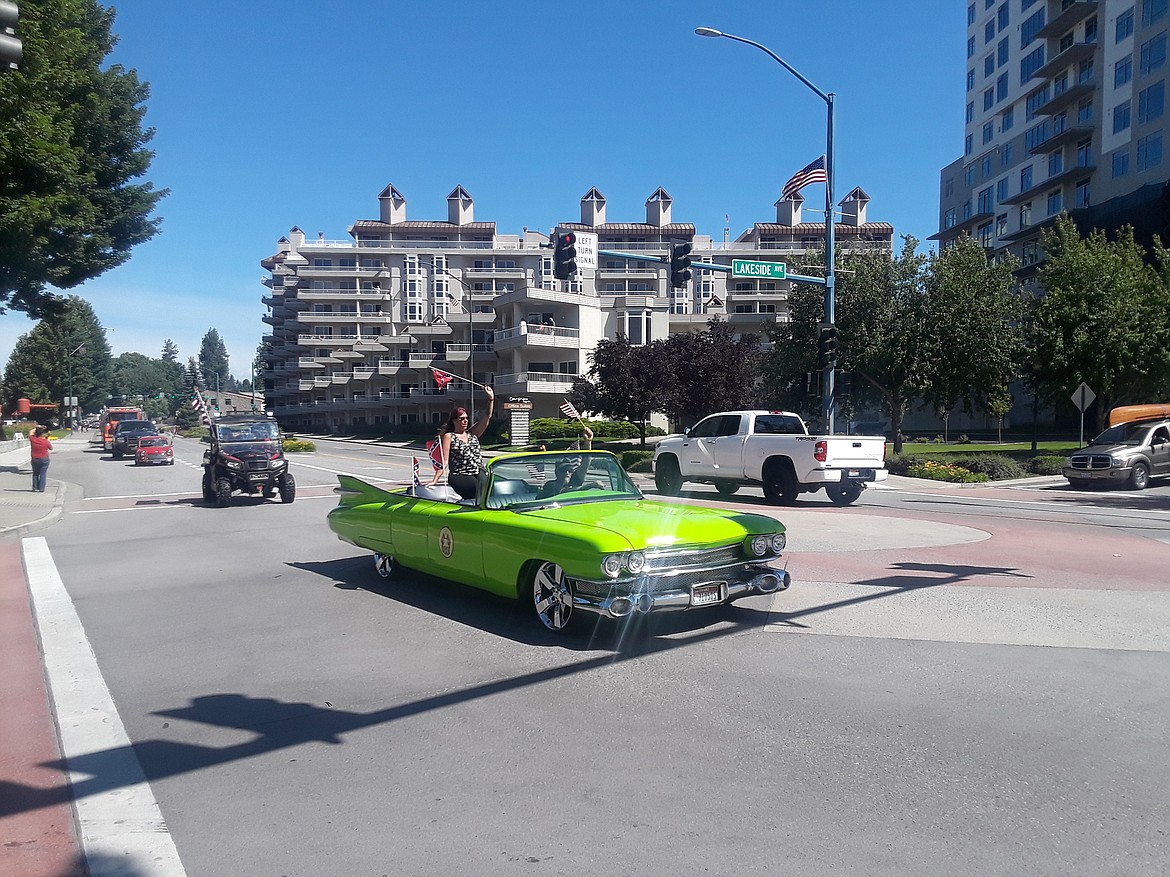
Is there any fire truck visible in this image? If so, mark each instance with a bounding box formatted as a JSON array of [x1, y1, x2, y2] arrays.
[[98, 406, 146, 451]]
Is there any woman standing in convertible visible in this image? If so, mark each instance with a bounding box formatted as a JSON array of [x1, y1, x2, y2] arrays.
[[433, 386, 495, 499]]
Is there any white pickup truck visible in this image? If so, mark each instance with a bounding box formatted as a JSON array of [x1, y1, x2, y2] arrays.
[[652, 410, 888, 506]]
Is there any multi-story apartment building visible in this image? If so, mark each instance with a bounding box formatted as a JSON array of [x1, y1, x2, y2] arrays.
[[260, 184, 893, 433], [935, 0, 1169, 282]]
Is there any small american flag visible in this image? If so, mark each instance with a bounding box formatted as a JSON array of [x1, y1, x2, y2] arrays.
[[560, 400, 580, 420], [190, 394, 204, 411], [782, 155, 827, 201], [445, 290, 463, 312]]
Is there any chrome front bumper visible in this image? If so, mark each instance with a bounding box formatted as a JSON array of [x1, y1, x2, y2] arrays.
[[569, 563, 792, 619]]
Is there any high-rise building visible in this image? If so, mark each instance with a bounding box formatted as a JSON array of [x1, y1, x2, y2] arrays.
[[260, 184, 893, 433], [934, 0, 1169, 284]]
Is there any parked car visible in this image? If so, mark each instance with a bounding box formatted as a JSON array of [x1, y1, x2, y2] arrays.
[[652, 410, 887, 506], [1063, 418, 1170, 490], [111, 420, 158, 459], [134, 434, 175, 466], [327, 450, 792, 633]]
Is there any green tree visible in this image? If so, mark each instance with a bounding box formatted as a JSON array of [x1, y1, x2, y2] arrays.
[[920, 236, 1026, 424], [174, 356, 204, 430], [198, 328, 231, 392], [571, 336, 667, 447], [1, 295, 112, 414], [1033, 216, 1170, 431], [658, 319, 762, 427], [0, 0, 166, 317]]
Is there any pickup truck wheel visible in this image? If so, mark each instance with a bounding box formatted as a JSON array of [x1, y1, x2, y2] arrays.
[[1128, 463, 1150, 491], [654, 457, 684, 496], [714, 480, 740, 497], [825, 482, 863, 506], [215, 477, 233, 508], [763, 470, 799, 506], [531, 561, 576, 633]]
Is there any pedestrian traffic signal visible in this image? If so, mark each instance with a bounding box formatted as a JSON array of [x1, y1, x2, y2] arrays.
[[0, 1, 21, 70], [553, 231, 578, 280], [817, 325, 838, 369], [669, 240, 693, 288]]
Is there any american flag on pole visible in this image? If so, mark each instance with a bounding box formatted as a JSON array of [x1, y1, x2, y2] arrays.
[[560, 400, 580, 420], [190, 393, 204, 411], [427, 439, 444, 471], [431, 368, 453, 391], [782, 155, 827, 201], [445, 290, 463, 312]]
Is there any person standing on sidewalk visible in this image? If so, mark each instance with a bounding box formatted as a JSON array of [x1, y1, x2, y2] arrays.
[[29, 426, 52, 492]]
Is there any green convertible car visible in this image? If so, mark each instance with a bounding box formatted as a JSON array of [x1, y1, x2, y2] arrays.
[[327, 450, 792, 633]]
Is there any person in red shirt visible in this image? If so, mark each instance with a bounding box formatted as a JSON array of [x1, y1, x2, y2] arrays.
[[29, 426, 52, 492]]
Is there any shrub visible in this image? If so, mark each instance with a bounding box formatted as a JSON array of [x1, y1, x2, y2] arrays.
[[528, 418, 664, 441], [951, 454, 1026, 480], [907, 459, 989, 483], [884, 453, 913, 476], [1027, 454, 1066, 475], [627, 458, 653, 473], [283, 439, 316, 453], [620, 449, 654, 469]]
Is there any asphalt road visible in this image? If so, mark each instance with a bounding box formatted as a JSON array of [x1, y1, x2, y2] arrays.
[[13, 437, 1170, 876]]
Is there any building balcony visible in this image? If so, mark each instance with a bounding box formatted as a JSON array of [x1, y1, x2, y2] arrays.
[[1037, 1, 1099, 39], [494, 371, 579, 394], [443, 343, 494, 362], [461, 267, 529, 278], [492, 325, 581, 352], [1032, 42, 1096, 82], [493, 286, 601, 308], [352, 367, 375, 380], [928, 210, 995, 241], [297, 358, 325, 369], [1031, 125, 1092, 153], [1033, 81, 1094, 117], [1001, 164, 1096, 206], [330, 372, 353, 384], [597, 267, 660, 277]]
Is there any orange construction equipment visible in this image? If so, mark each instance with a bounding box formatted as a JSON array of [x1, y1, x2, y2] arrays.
[[1108, 403, 1170, 427]]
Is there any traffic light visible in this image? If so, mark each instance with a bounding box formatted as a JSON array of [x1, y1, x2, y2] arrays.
[[0, 1, 21, 70], [816, 325, 838, 369], [553, 231, 577, 280], [669, 239, 692, 288]]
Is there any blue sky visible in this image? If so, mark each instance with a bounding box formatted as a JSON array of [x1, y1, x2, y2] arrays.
[[1, 0, 964, 380]]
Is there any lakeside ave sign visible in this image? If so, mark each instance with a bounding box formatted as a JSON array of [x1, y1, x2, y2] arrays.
[[731, 259, 787, 280]]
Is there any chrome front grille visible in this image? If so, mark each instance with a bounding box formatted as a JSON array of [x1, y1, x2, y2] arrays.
[[1068, 454, 1113, 470], [643, 545, 743, 573]]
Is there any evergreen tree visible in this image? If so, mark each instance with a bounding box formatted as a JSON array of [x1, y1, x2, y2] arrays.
[[198, 328, 231, 392], [0, 0, 166, 317], [174, 357, 205, 430]]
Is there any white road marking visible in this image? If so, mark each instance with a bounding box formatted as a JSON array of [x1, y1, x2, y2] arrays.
[[22, 536, 188, 876], [767, 580, 1170, 652]]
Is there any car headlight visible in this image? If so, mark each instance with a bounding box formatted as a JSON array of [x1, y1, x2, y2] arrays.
[[626, 550, 645, 574], [601, 554, 623, 578], [1111, 456, 1125, 467], [224, 459, 243, 470], [750, 535, 770, 557], [771, 532, 786, 553], [271, 458, 286, 468]]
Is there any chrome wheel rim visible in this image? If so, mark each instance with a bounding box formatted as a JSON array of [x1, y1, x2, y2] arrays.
[[533, 562, 573, 631], [373, 553, 395, 578]]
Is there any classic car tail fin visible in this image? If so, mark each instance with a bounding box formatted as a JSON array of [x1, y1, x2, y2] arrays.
[[334, 474, 396, 506]]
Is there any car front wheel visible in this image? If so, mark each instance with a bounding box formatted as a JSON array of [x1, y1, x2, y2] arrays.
[[714, 480, 740, 496], [1129, 463, 1150, 490], [531, 561, 575, 632], [279, 472, 296, 503], [654, 457, 683, 496], [373, 553, 396, 578], [215, 477, 233, 508]]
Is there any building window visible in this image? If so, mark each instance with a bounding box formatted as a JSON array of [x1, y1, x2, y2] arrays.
[[1077, 138, 1092, 167], [1137, 132, 1164, 169], [963, 200, 973, 220], [1140, 32, 1167, 74], [968, 35, 977, 58], [1085, 15, 1098, 43], [1077, 57, 1094, 84], [998, 36, 1010, 66], [1114, 100, 1132, 133], [978, 187, 993, 213], [997, 178, 1009, 201], [1047, 189, 1063, 215], [984, 86, 995, 110], [1022, 9, 1045, 46], [1060, 32, 1075, 53], [1022, 240, 1039, 265], [1020, 202, 1032, 227], [1115, 54, 1133, 87], [967, 101, 975, 122], [1117, 6, 1135, 41], [1139, 80, 1165, 122], [944, 207, 956, 229], [1075, 179, 1091, 208], [1142, 0, 1168, 27], [1112, 149, 1130, 177], [1077, 98, 1093, 125], [965, 133, 974, 155], [1002, 142, 1013, 165], [1053, 111, 1068, 134], [1001, 106, 1014, 131], [984, 121, 995, 143], [1049, 150, 1064, 175], [997, 72, 1009, 101], [996, 213, 1008, 236], [977, 222, 993, 247], [967, 68, 975, 91], [1021, 164, 1033, 190], [1021, 46, 1045, 81], [1025, 121, 1050, 150], [985, 54, 996, 77], [945, 177, 955, 196], [997, 2, 1009, 30], [986, 18, 996, 43], [968, 2, 976, 24], [966, 165, 976, 186], [1054, 72, 1069, 96], [1026, 86, 1050, 120], [982, 155, 993, 176]]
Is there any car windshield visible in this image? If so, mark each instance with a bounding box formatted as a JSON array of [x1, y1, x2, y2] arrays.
[[118, 421, 155, 434], [216, 421, 280, 442], [139, 437, 168, 447], [484, 452, 642, 510], [1089, 422, 1153, 446]]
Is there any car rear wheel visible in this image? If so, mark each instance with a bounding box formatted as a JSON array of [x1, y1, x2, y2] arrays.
[[763, 466, 798, 506], [825, 482, 863, 506], [714, 480, 739, 497], [279, 472, 296, 503], [654, 456, 683, 496], [531, 561, 575, 632], [215, 477, 233, 508], [1129, 463, 1150, 490], [373, 553, 396, 578]]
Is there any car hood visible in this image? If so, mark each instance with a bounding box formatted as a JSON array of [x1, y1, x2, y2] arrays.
[[221, 441, 281, 458], [1076, 443, 1132, 456], [518, 499, 778, 549]]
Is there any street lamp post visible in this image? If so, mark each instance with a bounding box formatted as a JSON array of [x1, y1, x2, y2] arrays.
[[65, 342, 86, 430], [696, 26, 837, 433]]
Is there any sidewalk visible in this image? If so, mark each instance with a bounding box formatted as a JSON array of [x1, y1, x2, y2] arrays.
[[0, 435, 78, 538]]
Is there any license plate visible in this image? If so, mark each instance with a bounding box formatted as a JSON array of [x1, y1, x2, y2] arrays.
[[248, 472, 270, 481], [691, 584, 723, 606]]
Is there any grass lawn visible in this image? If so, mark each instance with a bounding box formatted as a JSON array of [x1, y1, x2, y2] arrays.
[[892, 441, 1078, 456]]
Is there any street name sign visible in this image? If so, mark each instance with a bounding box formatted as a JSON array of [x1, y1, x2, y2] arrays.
[[732, 259, 787, 280]]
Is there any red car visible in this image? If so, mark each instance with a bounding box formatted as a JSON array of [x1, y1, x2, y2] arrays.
[[135, 435, 175, 465]]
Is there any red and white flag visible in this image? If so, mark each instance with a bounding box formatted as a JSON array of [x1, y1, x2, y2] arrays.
[[560, 400, 580, 420], [412, 456, 421, 486], [427, 439, 444, 471], [431, 368, 453, 391], [190, 393, 204, 411], [782, 155, 827, 201]]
